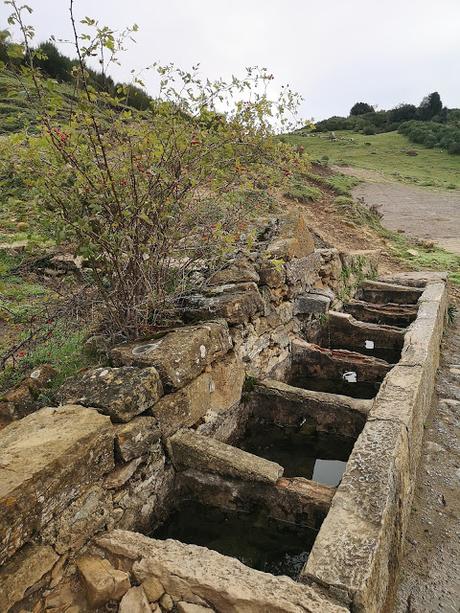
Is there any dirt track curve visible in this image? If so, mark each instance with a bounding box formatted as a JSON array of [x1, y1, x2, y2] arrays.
[[337, 166, 460, 255]]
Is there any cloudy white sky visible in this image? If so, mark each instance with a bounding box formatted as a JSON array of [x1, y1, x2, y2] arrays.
[[2, 0, 459, 120]]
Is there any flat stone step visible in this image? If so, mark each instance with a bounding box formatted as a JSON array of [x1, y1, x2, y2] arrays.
[[343, 299, 418, 328]]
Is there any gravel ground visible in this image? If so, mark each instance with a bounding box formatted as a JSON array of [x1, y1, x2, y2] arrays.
[[393, 317, 460, 612], [351, 179, 460, 255]]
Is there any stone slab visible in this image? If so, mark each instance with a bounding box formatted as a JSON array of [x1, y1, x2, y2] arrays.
[[151, 373, 212, 437], [183, 283, 265, 325], [358, 280, 423, 305], [111, 321, 232, 391], [0, 405, 114, 565], [59, 366, 163, 422], [325, 311, 405, 353], [294, 293, 331, 315], [177, 469, 332, 530], [115, 417, 161, 462], [302, 419, 410, 612], [251, 379, 370, 438], [292, 339, 392, 382], [0, 544, 59, 612], [168, 429, 283, 484], [95, 530, 349, 613]]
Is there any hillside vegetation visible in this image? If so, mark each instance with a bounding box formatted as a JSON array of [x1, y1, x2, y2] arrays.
[[284, 131, 460, 190]]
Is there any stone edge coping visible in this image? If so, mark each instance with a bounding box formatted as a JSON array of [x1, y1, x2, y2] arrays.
[[93, 529, 350, 613], [300, 275, 448, 612]]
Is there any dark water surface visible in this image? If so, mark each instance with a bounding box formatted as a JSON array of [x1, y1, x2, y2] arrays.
[[288, 374, 380, 399], [152, 501, 316, 578], [241, 423, 355, 486]]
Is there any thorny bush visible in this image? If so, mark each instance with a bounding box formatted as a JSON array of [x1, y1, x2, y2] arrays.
[[5, 0, 309, 339]]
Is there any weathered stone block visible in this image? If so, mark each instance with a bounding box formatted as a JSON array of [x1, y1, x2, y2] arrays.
[[119, 585, 151, 612], [111, 321, 232, 390], [294, 292, 331, 315], [303, 419, 410, 612], [59, 366, 163, 422], [292, 339, 392, 382], [112, 453, 173, 534], [177, 602, 214, 613], [0, 364, 56, 421], [208, 351, 245, 413], [343, 299, 417, 327], [0, 544, 59, 612], [266, 210, 315, 260], [325, 311, 405, 353], [208, 258, 259, 286], [258, 262, 286, 288], [359, 280, 423, 305], [105, 457, 144, 490], [184, 283, 265, 324], [168, 429, 283, 483], [0, 405, 114, 565], [76, 554, 130, 607], [115, 416, 161, 462], [151, 374, 213, 436], [378, 271, 447, 287], [42, 484, 113, 554], [285, 252, 322, 288]]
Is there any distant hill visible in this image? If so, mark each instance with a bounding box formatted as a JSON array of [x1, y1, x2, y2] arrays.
[[299, 92, 460, 156]]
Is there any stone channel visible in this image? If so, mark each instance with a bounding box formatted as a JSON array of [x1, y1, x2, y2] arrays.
[[0, 212, 448, 613]]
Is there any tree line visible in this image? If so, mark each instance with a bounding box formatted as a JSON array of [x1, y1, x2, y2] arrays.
[[312, 92, 460, 154], [0, 30, 151, 110]]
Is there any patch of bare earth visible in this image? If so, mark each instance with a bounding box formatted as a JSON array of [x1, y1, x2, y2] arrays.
[[285, 192, 406, 276], [336, 166, 460, 255]]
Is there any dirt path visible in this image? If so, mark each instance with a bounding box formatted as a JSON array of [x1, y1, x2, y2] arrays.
[[335, 166, 460, 255], [393, 317, 460, 612]]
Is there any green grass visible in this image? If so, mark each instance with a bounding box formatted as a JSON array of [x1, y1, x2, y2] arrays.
[[0, 323, 94, 394], [284, 131, 460, 190], [284, 181, 322, 203]]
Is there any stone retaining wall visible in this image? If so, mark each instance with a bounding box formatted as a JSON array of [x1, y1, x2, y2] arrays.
[[0, 212, 447, 613], [0, 211, 380, 612]]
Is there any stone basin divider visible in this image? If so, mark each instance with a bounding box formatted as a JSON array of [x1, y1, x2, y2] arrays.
[[0, 204, 448, 613]]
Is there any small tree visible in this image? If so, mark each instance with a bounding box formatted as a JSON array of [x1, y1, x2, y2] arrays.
[[6, 0, 306, 339], [418, 92, 443, 121], [350, 102, 375, 116]]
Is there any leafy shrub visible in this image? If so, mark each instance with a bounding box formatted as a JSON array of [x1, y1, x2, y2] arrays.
[[399, 120, 460, 154], [7, 1, 306, 339], [448, 142, 460, 155]]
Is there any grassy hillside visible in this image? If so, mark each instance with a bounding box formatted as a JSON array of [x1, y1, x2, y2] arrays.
[[284, 131, 460, 190]]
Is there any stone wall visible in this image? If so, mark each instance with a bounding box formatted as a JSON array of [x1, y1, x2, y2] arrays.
[[0, 209, 382, 612]]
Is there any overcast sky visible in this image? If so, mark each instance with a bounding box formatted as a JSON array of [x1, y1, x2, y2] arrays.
[[2, 0, 459, 121]]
